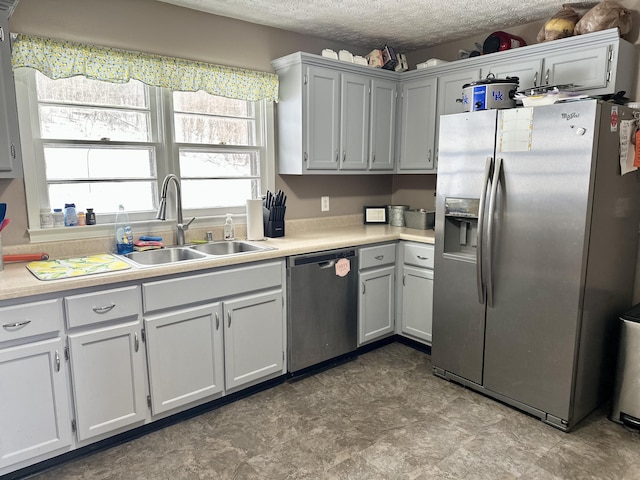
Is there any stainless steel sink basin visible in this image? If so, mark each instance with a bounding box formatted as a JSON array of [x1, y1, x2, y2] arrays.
[[189, 241, 271, 256], [118, 241, 274, 268], [122, 247, 207, 266]]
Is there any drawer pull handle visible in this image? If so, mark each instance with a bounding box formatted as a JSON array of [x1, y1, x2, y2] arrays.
[[134, 332, 139, 352], [227, 311, 232, 328], [215, 312, 220, 330], [375, 255, 384, 260], [55, 350, 61, 372], [417, 256, 429, 260], [92, 304, 116, 314], [3, 320, 31, 328]]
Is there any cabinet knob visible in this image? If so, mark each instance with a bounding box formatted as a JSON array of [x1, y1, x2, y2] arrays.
[[134, 332, 139, 352], [55, 350, 61, 372], [227, 311, 232, 328], [215, 312, 220, 330]]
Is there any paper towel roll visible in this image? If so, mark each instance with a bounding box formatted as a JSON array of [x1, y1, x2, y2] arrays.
[[246, 199, 264, 240]]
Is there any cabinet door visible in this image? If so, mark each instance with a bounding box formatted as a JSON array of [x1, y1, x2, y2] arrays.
[[339, 72, 369, 171], [543, 45, 610, 91], [68, 322, 146, 442], [0, 16, 21, 177], [437, 69, 481, 117], [305, 65, 340, 170], [397, 76, 437, 172], [359, 266, 395, 345], [145, 304, 224, 415], [224, 290, 284, 391], [400, 265, 434, 343], [482, 58, 543, 92], [369, 78, 397, 171], [0, 338, 71, 469]]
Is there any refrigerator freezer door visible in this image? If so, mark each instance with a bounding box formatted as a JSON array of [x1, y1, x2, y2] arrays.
[[482, 101, 599, 419], [432, 109, 498, 384]]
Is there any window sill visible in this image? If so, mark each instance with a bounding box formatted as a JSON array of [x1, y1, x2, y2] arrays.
[[28, 215, 246, 244]]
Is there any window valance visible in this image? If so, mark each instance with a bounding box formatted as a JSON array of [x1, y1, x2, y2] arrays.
[[11, 34, 279, 102]]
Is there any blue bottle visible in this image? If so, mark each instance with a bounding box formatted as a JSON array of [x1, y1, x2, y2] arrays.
[[64, 203, 78, 226]]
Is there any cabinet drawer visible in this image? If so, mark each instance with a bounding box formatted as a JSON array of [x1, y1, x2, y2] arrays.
[[403, 243, 434, 269], [142, 261, 283, 313], [0, 299, 62, 342], [65, 286, 140, 328], [359, 243, 396, 269]]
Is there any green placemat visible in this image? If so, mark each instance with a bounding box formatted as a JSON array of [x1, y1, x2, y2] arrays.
[[27, 253, 131, 281]]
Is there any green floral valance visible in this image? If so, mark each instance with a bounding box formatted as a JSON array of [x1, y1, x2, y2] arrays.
[[11, 34, 279, 102]]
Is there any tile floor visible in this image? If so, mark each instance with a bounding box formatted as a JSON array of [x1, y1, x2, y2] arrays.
[[24, 343, 640, 479]]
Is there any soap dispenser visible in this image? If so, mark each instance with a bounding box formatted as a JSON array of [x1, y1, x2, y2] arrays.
[[223, 214, 235, 241]]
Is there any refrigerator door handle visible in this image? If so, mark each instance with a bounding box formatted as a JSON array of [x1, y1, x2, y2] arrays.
[[476, 156, 493, 304], [486, 156, 502, 308]]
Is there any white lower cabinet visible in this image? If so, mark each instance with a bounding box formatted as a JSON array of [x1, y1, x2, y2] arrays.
[[65, 286, 147, 443], [224, 290, 284, 390], [0, 299, 71, 474], [145, 303, 224, 416], [142, 260, 286, 416], [398, 242, 435, 344], [358, 243, 397, 345], [0, 337, 72, 470], [67, 322, 147, 442]]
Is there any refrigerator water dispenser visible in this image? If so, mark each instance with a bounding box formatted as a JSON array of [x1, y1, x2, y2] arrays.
[[443, 198, 480, 258]]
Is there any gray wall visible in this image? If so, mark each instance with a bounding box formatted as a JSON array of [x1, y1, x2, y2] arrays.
[[2, 0, 639, 246]]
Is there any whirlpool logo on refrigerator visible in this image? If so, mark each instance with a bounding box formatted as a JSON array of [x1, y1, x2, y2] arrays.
[[561, 112, 580, 121]]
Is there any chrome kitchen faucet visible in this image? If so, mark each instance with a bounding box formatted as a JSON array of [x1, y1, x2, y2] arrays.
[[155, 174, 195, 246]]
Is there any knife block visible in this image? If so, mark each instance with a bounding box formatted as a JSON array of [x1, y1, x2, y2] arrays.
[[263, 207, 285, 238]]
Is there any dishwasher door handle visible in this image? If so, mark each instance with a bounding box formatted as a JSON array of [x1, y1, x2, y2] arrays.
[[318, 260, 337, 269]]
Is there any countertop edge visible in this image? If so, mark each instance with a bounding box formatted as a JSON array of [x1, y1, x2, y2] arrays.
[[0, 225, 434, 301]]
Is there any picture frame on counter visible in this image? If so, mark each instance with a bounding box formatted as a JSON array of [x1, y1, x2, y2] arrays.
[[363, 206, 388, 224]]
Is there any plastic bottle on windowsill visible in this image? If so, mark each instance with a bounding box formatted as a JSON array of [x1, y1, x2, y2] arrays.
[[115, 204, 134, 254], [223, 214, 235, 241]]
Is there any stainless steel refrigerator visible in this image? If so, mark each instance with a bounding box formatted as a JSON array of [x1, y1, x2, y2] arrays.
[[432, 100, 640, 431]]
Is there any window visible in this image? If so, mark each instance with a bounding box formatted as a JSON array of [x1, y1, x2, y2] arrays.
[[15, 69, 274, 237]]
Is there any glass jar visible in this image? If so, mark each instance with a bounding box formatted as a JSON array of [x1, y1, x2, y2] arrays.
[[77, 212, 86, 226]]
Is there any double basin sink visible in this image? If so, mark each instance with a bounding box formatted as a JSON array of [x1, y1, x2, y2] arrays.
[[119, 241, 275, 268]]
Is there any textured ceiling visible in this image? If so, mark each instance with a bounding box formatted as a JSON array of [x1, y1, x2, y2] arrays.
[[156, 0, 591, 51]]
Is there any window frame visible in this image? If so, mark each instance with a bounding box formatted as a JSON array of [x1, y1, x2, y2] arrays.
[[14, 68, 275, 243]]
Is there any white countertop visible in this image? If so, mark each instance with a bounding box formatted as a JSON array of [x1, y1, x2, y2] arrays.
[[0, 224, 434, 302]]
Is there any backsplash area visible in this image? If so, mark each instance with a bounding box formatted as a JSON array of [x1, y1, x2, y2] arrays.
[[2, 215, 363, 260]]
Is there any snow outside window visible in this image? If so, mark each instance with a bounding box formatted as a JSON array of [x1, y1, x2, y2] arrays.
[[15, 69, 274, 239]]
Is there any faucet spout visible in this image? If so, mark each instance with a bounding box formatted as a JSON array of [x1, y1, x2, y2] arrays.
[[156, 174, 195, 246]]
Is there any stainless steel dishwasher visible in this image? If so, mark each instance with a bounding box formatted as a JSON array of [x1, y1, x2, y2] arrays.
[[287, 248, 358, 374]]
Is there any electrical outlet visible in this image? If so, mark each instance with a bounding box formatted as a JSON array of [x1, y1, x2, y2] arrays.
[[321, 196, 330, 212]]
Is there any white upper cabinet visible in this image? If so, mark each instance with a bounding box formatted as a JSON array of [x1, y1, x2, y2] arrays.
[[396, 76, 437, 172], [0, 15, 22, 177], [273, 52, 397, 175], [369, 78, 397, 171], [305, 65, 341, 170], [273, 29, 633, 176]]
